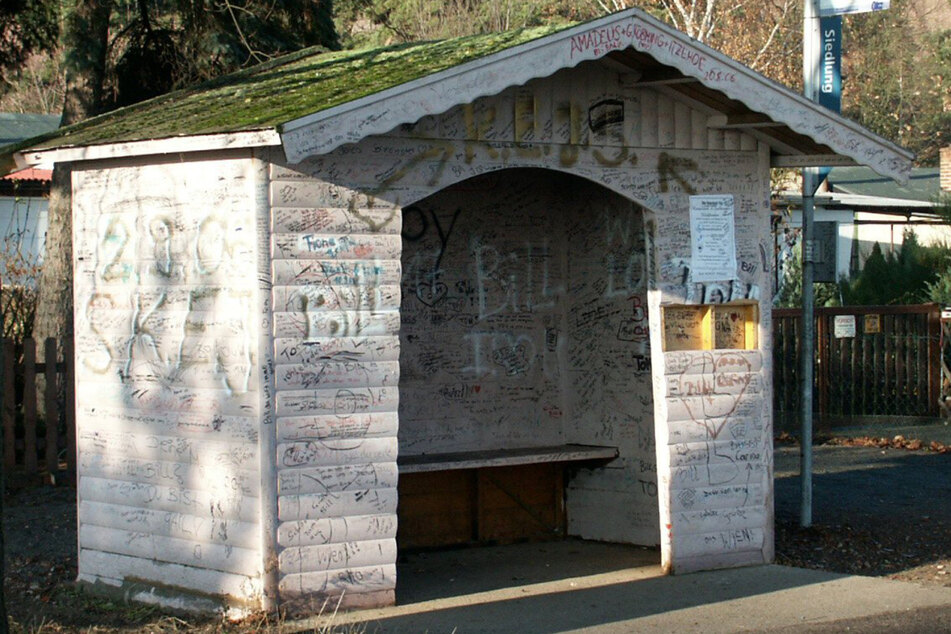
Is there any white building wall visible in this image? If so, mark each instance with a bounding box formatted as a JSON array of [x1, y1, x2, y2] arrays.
[[71, 151, 269, 610], [0, 195, 48, 272]]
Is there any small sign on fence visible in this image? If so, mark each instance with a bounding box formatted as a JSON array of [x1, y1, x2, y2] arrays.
[[833, 314, 856, 338], [863, 314, 881, 334]]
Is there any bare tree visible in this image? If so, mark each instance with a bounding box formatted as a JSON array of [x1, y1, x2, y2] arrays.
[[595, 0, 718, 42], [592, 0, 799, 82], [33, 0, 114, 347]]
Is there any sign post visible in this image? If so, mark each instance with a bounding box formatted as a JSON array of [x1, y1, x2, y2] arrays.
[[800, 0, 890, 528], [800, 0, 820, 529]]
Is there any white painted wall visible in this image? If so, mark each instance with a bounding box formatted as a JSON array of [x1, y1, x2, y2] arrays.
[[71, 151, 270, 611], [0, 195, 48, 274], [782, 207, 951, 282]]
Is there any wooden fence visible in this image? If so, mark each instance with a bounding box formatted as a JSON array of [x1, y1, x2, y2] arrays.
[[773, 304, 942, 421], [1, 337, 74, 486]]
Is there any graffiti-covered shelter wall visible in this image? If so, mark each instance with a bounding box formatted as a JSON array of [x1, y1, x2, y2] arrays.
[[71, 151, 272, 608], [68, 48, 775, 611], [268, 54, 774, 603], [398, 170, 657, 544]]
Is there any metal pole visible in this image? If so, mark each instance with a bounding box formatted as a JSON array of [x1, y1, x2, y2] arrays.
[[800, 169, 816, 528], [800, 0, 820, 528]]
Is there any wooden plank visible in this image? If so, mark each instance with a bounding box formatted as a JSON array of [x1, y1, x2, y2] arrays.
[[397, 444, 618, 473], [818, 313, 829, 415], [273, 360, 400, 391], [79, 500, 259, 549], [398, 470, 474, 548], [657, 94, 675, 147], [22, 338, 37, 477], [276, 387, 398, 418], [78, 453, 260, 497], [477, 464, 564, 543], [929, 306, 941, 416], [77, 430, 258, 470], [872, 322, 883, 415], [278, 488, 397, 522], [674, 527, 765, 559], [892, 315, 908, 414], [860, 324, 872, 415], [884, 313, 894, 414], [79, 524, 259, 575], [277, 514, 397, 548], [839, 322, 851, 414], [79, 549, 260, 600], [278, 437, 398, 469], [66, 338, 76, 481], [79, 476, 260, 523], [279, 538, 396, 575], [915, 313, 926, 414], [2, 339, 14, 470], [271, 206, 402, 235], [272, 286, 401, 316], [44, 337, 59, 478], [277, 462, 399, 496], [640, 89, 658, 147], [278, 564, 395, 598], [277, 412, 398, 443]]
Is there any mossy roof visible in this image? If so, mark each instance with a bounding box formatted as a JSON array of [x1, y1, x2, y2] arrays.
[[9, 25, 571, 156]]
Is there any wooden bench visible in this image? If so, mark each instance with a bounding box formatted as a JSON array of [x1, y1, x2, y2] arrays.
[[397, 444, 619, 548]]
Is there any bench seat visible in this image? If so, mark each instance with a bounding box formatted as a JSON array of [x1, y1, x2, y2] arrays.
[[397, 444, 619, 474]]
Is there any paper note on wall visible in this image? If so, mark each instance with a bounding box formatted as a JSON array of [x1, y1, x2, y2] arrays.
[[689, 195, 736, 282]]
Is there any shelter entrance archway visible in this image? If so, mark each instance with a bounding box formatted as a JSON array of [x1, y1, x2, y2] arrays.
[[396, 168, 660, 555]]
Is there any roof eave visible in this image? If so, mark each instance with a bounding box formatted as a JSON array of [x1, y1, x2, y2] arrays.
[[280, 8, 913, 185], [13, 128, 283, 169]]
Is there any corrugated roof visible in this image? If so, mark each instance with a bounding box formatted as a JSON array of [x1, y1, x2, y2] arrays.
[[1, 167, 51, 182]]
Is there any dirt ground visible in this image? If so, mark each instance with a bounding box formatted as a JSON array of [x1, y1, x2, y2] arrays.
[[773, 440, 951, 588], [3, 432, 950, 632]]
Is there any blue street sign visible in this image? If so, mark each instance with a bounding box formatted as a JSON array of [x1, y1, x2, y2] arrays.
[[818, 15, 842, 184], [818, 15, 842, 113]]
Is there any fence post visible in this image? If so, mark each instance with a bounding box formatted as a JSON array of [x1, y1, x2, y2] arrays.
[[816, 310, 827, 417], [44, 338, 59, 483], [1, 339, 13, 471], [22, 339, 37, 479], [65, 338, 75, 484], [929, 305, 942, 417]]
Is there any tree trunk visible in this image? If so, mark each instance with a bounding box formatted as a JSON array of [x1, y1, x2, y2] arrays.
[[32, 0, 113, 345], [0, 280, 7, 634], [33, 167, 73, 344]]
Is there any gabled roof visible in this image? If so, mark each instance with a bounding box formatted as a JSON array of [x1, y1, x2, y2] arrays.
[[6, 8, 913, 183]]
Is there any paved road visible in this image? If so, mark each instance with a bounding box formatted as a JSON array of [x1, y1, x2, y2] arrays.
[[774, 442, 951, 528]]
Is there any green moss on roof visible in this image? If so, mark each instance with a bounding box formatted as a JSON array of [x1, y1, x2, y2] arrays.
[[23, 25, 574, 153]]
